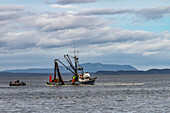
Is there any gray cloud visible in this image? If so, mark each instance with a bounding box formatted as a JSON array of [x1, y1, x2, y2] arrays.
[[1, 9, 169, 52], [0, 31, 38, 50], [0, 12, 21, 21], [78, 8, 133, 15], [1, 4, 170, 71], [57, 0, 98, 4], [46, 0, 98, 4], [77, 6, 170, 19], [0, 5, 170, 57], [35, 14, 105, 31], [0, 5, 25, 12], [136, 6, 170, 19], [0, 5, 27, 22]]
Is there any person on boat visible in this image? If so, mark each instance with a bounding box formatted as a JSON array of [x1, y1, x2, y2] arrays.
[[72, 76, 76, 82], [49, 74, 52, 82], [16, 80, 20, 83], [71, 76, 77, 85], [80, 75, 83, 78], [14, 80, 20, 83]]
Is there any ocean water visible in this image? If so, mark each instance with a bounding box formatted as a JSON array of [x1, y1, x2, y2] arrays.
[[0, 74, 170, 113]]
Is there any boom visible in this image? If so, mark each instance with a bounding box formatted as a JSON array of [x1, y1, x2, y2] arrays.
[[64, 54, 75, 71], [54, 59, 76, 75]]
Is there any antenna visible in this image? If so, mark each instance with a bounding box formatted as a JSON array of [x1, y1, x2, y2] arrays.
[[77, 50, 79, 59], [73, 40, 76, 57]]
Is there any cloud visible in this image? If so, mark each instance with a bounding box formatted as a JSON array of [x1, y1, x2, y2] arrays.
[[136, 6, 170, 19], [0, 5, 26, 22], [46, 0, 98, 4], [1, 5, 170, 58], [143, 51, 159, 56], [0, 31, 37, 50], [0, 12, 21, 21], [77, 6, 170, 20], [1, 3, 170, 70], [2, 18, 170, 56], [57, 0, 98, 4], [51, 4, 75, 8], [0, 5, 25, 12], [35, 14, 105, 31], [80, 34, 170, 57], [78, 8, 132, 15]]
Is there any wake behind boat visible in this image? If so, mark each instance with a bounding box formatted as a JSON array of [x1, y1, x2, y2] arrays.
[[46, 54, 97, 86]]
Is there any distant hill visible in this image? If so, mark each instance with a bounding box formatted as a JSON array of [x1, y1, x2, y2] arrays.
[[1, 62, 137, 73], [81, 63, 137, 72], [96, 69, 170, 75]]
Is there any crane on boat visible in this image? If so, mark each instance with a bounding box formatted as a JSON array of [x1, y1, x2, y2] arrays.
[[52, 54, 84, 85], [48, 53, 97, 86]]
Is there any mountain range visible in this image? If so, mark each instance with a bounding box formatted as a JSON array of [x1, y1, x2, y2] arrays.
[[96, 69, 170, 75], [1, 62, 137, 73]]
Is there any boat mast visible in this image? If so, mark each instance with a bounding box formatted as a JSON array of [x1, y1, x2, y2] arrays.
[[73, 42, 79, 77], [74, 55, 78, 77], [54, 60, 65, 85]]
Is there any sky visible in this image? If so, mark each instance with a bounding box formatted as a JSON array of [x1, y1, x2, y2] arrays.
[[0, 0, 170, 71]]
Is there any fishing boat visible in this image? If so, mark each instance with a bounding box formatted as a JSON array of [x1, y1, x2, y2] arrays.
[[9, 80, 27, 86], [46, 54, 97, 86]]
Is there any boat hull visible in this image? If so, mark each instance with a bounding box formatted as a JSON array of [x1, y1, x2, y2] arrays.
[[46, 77, 96, 86], [79, 78, 96, 85], [9, 83, 26, 86]]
